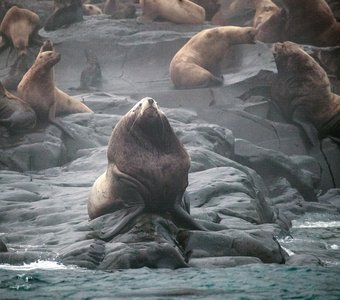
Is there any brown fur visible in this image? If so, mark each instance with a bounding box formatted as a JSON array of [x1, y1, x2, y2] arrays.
[[82, 4, 103, 15], [169, 26, 257, 89], [88, 97, 204, 237], [17, 40, 92, 123], [0, 6, 40, 56], [253, 0, 280, 28], [138, 0, 205, 24], [0, 81, 36, 131], [272, 41, 340, 138]]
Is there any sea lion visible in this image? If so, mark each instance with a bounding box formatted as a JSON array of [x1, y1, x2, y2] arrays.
[[2, 54, 29, 91], [253, 0, 280, 29], [190, 0, 220, 21], [88, 97, 204, 238], [45, 0, 83, 31], [0, 6, 41, 57], [138, 0, 205, 24], [70, 49, 102, 91], [0, 81, 36, 131], [103, 0, 136, 19], [274, 0, 340, 47], [271, 41, 340, 141], [17, 40, 92, 136], [82, 4, 103, 15], [169, 26, 257, 89]]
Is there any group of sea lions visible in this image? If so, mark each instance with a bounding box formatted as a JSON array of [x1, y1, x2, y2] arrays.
[[0, 0, 340, 243]]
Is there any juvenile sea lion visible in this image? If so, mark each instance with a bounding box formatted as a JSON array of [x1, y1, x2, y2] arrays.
[[169, 26, 257, 89], [88, 97, 204, 238], [70, 49, 102, 91], [45, 0, 83, 31], [0, 6, 41, 56], [138, 0, 205, 24], [17, 40, 92, 136], [272, 41, 340, 141], [0, 81, 36, 131], [103, 0, 136, 19]]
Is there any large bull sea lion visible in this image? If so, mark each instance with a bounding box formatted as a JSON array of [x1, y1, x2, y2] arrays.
[[272, 41, 340, 142], [169, 26, 257, 89], [88, 97, 205, 239]]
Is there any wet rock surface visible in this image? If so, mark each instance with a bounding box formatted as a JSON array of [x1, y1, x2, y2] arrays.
[[0, 10, 339, 270]]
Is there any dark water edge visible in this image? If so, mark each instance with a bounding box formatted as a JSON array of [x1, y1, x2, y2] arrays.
[[0, 264, 340, 300]]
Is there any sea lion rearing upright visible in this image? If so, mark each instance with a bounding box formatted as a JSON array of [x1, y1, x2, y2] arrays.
[[88, 97, 205, 239], [272, 41, 340, 140]]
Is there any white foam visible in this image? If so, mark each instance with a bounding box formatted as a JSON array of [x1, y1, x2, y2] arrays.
[[292, 221, 340, 229], [0, 260, 74, 271]]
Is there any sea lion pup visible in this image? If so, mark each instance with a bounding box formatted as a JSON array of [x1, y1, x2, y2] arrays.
[[281, 0, 340, 47], [88, 97, 205, 238], [17, 40, 92, 136], [70, 49, 102, 90], [103, 0, 136, 19], [0, 81, 36, 131], [0, 6, 41, 57], [44, 0, 83, 31], [138, 0, 205, 24], [2, 54, 29, 91], [271, 42, 340, 140], [169, 26, 257, 89]]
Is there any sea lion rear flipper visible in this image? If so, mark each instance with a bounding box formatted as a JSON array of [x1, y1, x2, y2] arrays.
[[98, 206, 144, 242], [292, 106, 320, 147]]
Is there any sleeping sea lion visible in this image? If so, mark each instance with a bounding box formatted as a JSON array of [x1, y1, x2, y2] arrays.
[[0, 81, 36, 131], [272, 41, 340, 142], [169, 26, 257, 89], [88, 97, 205, 239], [138, 0, 205, 24], [0, 6, 41, 57]]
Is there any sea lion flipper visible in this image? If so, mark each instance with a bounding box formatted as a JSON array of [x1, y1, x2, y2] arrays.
[[48, 104, 75, 140], [292, 106, 320, 147], [171, 205, 206, 231], [98, 206, 144, 241]]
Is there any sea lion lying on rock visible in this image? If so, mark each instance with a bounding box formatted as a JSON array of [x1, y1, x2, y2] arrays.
[[138, 0, 205, 24], [169, 26, 257, 89], [271, 41, 340, 141], [45, 0, 83, 31], [0, 6, 41, 57], [17, 40, 92, 137], [0, 81, 36, 131], [88, 97, 205, 239]]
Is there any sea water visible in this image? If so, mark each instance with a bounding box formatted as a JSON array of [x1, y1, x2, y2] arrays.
[[1, 213, 340, 300]]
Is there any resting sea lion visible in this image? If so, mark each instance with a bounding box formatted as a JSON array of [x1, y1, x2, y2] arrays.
[[138, 0, 205, 24], [45, 0, 83, 31], [0, 6, 41, 56], [0, 81, 36, 131], [272, 41, 340, 141], [88, 97, 204, 238], [169, 26, 257, 89], [17, 40, 92, 136]]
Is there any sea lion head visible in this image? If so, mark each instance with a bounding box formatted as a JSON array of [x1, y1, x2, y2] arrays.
[[35, 40, 61, 69]]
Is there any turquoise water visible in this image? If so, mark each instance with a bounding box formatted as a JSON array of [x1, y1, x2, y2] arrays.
[[1, 263, 340, 299], [1, 213, 340, 300]]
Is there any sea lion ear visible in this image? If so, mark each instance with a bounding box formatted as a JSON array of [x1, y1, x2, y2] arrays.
[[39, 40, 54, 53], [0, 81, 6, 96]]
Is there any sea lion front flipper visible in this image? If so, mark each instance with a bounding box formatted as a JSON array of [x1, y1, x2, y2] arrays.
[[292, 106, 320, 147], [97, 206, 145, 242], [48, 102, 75, 140], [171, 205, 206, 231]]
